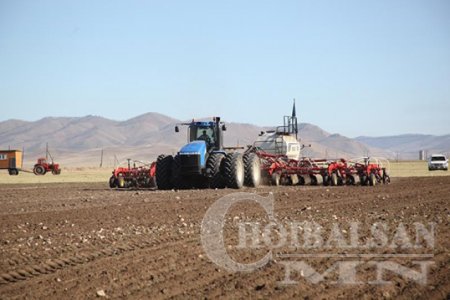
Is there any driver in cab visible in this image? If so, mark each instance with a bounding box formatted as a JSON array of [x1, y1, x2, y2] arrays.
[[198, 130, 212, 147]]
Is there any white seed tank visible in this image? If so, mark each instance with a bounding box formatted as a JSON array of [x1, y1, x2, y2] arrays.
[[254, 131, 301, 160]]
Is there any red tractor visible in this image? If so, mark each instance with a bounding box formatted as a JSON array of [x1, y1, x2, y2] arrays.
[[33, 158, 61, 175]]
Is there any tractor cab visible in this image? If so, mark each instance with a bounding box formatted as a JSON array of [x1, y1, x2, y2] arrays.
[[176, 118, 226, 152], [36, 158, 48, 165], [182, 120, 226, 151]]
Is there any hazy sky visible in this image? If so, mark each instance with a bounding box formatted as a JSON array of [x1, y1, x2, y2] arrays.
[[1, 0, 449, 137]]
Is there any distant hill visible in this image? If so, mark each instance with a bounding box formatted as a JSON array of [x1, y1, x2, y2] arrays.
[[356, 134, 450, 160], [0, 112, 391, 167]]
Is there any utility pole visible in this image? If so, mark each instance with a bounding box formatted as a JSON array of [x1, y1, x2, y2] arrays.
[[114, 154, 119, 168], [100, 149, 104, 168]]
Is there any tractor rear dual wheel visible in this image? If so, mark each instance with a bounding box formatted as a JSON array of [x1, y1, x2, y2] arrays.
[[33, 165, 46, 175], [222, 152, 245, 189]]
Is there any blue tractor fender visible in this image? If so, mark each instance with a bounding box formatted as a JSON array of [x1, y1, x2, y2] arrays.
[[210, 150, 227, 156]]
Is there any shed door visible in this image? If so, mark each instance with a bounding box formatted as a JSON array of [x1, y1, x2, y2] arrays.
[[9, 158, 16, 169]]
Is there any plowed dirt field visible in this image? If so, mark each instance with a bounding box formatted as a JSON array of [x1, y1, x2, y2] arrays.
[[0, 177, 449, 299]]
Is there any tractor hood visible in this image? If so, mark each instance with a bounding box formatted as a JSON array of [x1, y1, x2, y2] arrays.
[[179, 141, 207, 167], [179, 140, 207, 155]]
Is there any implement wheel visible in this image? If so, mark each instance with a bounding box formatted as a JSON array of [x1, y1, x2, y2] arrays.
[[8, 169, 19, 176], [369, 173, 377, 186], [271, 173, 281, 186], [323, 174, 330, 186], [382, 168, 391, 184], [331, 173, 338, 186]]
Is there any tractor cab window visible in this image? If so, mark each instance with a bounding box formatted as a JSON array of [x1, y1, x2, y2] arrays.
[[190, 127, 215, 147]]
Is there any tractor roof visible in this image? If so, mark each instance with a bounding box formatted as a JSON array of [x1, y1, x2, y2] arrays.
[[190, 121, 215, 127]]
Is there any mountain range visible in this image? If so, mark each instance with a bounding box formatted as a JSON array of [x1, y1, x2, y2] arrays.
[[0, 113, 448, 167]]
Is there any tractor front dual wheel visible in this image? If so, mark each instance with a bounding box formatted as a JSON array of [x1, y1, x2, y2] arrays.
[[156, 155, 173, 190], [109, 176, 117, 188], [207, 153, 226, 189], [171, 155, 190, 190]]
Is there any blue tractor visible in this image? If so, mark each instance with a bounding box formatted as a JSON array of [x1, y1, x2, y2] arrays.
[[155, 117, 261, 190]]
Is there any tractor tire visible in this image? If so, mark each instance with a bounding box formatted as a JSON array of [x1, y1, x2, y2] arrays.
[[171, 155, 189, 190], [52, 169, 61, 175], [34, 165, 46, 175], [369, 173, 377, 186], [117, 176, 125, 188], [109, 176, 117, 188], [331, 173, 338, 186], [243, 152, 261, 187], [222, 152, 245, 189], [156, 155, 173, 190], [206, 153, 226, 189]]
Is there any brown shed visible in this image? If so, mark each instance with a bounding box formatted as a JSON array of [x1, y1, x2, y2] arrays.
[[0, 150, 23, 174]]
